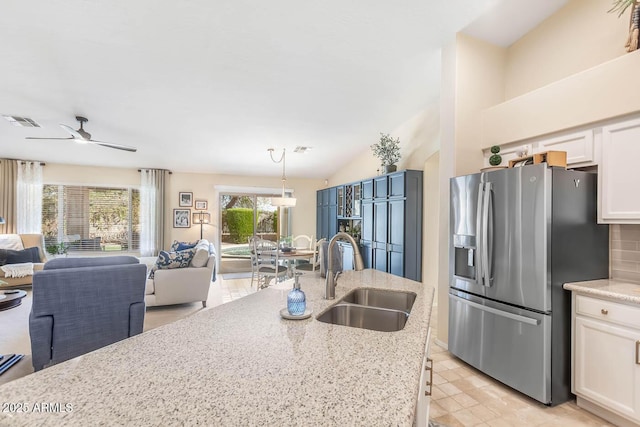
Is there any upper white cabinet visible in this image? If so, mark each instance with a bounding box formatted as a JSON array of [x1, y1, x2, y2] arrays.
[[599, 117, 640, 223], [536, 130, 594, 167], [482, 129, 595, 168]]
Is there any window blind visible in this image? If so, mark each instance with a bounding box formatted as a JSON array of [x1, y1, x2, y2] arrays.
[[42, 185, 140, 253]]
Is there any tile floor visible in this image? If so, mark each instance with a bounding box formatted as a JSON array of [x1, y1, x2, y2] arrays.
[[0, 278, 617, 426]]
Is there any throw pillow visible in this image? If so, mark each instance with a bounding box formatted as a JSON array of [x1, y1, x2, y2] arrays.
[[190, 239, 210, 268], [0, 234, 24, 251], [169, 240, 198, 252], [148, 248, 196, 279], [0, 247, 41, 266]]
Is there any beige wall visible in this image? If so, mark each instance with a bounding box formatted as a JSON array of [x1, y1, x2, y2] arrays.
[[328, 103, 439, 186], [505, 0, 628, 99], [165, 172, 323, 250], [44, 163, 139, 187], [454, 33, 506, 176], [43, 163, 323, 254], [483, 0, 639, 147], [423, 151, 440, 305]]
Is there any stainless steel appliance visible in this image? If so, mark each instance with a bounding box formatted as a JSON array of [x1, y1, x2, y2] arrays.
[[448, 164, 609, 406]]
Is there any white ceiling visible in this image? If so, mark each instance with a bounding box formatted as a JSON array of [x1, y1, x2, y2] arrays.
[[0, 0, 565, 179]]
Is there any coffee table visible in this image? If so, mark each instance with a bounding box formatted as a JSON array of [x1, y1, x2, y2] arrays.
[[0, 289, 27, 311]]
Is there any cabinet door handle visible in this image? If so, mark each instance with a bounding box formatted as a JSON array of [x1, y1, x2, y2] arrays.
[[636, 341, 640, 365], [600, 309, 608, 315], [424, 357, 433, 396]]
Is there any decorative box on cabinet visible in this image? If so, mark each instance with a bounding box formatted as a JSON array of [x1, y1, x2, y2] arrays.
[[572, 293, 640, 426], [599, 117, 640, 224]]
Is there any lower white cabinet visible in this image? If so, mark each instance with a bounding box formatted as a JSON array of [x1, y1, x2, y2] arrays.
[[415, 327, 432, 427], [573, 294, 640, 426]]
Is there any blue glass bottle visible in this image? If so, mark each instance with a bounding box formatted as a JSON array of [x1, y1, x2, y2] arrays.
[[287, 274, 306, 315]]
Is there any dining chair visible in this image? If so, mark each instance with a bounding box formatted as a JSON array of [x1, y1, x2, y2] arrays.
[[249, 236, 288, 288], [292, 234, 314, 250], [294, 238, 325, 274]]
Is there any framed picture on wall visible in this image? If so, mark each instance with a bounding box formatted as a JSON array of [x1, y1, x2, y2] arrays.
[[179, 192, 193, 207], [195, 200, 208, 210], [173, 209, 191, 228]]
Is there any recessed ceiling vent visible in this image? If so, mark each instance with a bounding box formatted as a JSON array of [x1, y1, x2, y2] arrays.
[[3, 115, 41, 127], [294, 146, 312, 153]]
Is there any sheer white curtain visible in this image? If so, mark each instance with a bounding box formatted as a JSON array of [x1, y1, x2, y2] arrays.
[[17, 161, 43, 234], [140, 169, 166, 257]]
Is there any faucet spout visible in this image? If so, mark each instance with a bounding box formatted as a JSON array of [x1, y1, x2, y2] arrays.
[[325, 232, 364, 299]]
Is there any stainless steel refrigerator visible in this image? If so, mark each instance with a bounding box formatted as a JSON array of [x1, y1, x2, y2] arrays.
[[448, 164, 609, 406]]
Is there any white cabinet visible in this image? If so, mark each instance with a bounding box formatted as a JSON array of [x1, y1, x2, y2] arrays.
[[572, 294, 640, 426], [415, 327, 432, 427], [599, 117, 640, 223], [481, 129, 595, 169], [536, 130, 595, 167]]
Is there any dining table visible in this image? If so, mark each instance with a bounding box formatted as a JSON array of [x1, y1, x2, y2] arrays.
[[261, 248, 315, 277]]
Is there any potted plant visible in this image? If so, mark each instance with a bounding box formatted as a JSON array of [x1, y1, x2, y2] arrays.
[[46, 242, 68, 257], [371, 133, 401, 174], [609, 0, 636, 17]]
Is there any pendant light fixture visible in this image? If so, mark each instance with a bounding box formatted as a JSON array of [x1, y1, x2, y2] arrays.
[[268, 148, 297, 207]]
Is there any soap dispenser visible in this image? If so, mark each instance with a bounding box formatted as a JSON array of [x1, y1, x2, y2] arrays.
[[287, 273, 306, 315]]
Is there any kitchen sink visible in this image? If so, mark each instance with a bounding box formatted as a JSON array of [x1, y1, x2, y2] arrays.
[[339, 288, 417, 313], [316, 303, 409, 332]]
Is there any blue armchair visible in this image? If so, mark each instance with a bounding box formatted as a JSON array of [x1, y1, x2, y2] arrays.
[[29, 256, 147, 371]]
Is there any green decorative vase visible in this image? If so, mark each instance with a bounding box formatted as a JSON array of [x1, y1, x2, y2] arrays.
[[384, 165, 397, 174]]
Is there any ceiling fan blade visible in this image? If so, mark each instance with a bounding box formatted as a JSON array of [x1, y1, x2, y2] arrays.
[[59, 123, 85, 140], [88, 140, 137, 153], [25, 136, 74, 140]]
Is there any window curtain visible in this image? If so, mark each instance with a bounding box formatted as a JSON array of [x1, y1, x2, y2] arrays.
[[140, 169, 166, 256], [17, 161, 43, 234], [0, 159, 18, 233]]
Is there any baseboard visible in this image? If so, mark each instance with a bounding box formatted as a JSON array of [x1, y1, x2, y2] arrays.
[[434, 338, 448, 350], [576, 396, 639, 427]]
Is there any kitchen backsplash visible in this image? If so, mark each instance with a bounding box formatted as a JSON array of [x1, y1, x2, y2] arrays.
[[610, 224, 640, 283]]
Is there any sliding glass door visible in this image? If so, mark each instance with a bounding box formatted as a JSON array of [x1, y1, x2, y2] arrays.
[[219, 192, 291, 274]]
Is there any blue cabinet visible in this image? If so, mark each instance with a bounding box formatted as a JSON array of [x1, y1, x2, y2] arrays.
[[316, 188, 338, 241], [316, 170, 422, 281], [359, 170, 422, 282]]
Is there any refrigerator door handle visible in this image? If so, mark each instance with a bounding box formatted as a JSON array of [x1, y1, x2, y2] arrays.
[[475, 182, 485, 285], [450, 294, 540, 326], [483, 182, 494, 286]]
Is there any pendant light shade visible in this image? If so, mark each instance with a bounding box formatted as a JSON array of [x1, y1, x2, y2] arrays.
[[271, 196, 297, 207]]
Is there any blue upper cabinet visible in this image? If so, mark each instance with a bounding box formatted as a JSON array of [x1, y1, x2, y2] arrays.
[[316, 170, 422, 281], [362, 179, 374, 200]]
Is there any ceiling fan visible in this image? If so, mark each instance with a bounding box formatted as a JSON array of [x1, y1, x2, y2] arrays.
[[25, 116, 137, 152]]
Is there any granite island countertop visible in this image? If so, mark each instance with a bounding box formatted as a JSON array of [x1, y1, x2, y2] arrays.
[[0, 269, 434, 426], [563, 279, 640, 305]]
